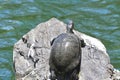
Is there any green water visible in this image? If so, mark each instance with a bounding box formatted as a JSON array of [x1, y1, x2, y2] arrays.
[[0, 0, 120, 79]]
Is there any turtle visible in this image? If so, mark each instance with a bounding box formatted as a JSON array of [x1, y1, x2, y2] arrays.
[[49, 20, 85, 80]]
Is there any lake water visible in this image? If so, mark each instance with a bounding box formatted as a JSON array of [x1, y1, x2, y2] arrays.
[[0, 0, 120, 79]]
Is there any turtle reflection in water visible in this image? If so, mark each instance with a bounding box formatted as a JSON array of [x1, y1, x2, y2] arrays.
[[49, 21, 85, 80]]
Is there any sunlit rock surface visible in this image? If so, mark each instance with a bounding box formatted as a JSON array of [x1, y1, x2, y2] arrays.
[[13, 18, 120, 80]]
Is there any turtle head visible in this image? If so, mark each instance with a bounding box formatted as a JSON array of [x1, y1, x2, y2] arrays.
[[66, 20, 74, 33]]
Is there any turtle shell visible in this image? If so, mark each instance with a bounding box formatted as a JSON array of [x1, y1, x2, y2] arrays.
[[49, 33, 81, 73]]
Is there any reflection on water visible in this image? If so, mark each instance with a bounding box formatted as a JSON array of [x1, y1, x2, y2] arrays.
[[0, 0, 120, 79]]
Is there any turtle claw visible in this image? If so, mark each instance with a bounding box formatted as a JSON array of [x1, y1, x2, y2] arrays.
[[50, 38, 56, 46], [50, 70, 56, 80]]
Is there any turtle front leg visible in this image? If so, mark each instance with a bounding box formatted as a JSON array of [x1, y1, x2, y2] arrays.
[[81, 39, 86, 47]]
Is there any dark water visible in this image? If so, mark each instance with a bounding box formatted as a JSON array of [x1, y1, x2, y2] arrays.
[[0, 0, 120, 79]]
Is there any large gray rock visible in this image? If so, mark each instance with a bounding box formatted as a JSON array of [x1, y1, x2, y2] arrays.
[[13, 18, 120, 80]]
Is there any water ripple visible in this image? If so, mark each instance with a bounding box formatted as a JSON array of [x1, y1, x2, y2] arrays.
[[79, 7, 111, 15], [0, 68, 11, 80], [0, 38, 16, 48], [0, 58, 8, 64]]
